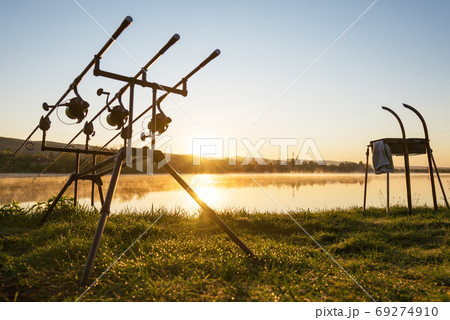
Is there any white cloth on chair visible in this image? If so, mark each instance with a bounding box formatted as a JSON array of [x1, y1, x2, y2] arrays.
[[372, 140, 394, 174]]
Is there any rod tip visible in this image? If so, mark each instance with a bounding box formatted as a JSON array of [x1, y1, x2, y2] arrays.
[[125, 16, 133, 23], [173, 33, 180, 40], [214, 49, 221, 55]]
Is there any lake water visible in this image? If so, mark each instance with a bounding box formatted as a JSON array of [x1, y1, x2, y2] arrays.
[[1, 173, 449, 213]]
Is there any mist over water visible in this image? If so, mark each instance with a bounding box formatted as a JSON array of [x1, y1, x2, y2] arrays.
[[1, 173, 448, 213]]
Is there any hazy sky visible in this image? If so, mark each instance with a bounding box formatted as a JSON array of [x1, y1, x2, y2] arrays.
[[1, 0, 449, 166]]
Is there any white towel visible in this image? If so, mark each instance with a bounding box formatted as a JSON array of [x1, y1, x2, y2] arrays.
[[372, 141, 394, 174]]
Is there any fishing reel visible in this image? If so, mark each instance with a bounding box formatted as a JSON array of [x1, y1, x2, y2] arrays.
[[42, 86, 90, 123], [148, 113, 172, 134], [62, 86, 89, 122], [97, 88, 129, 129], [64, 98, 89, 123], [107, 104, 129, 129], [140, 111, 172, 141]]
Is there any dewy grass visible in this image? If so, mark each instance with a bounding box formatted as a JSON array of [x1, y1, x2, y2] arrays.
[[0, 199, 448, 301]]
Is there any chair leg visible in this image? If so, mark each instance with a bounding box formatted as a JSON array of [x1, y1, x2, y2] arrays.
[[403, 150, 412, 215], [363, 146, 369, 211], [386, 172, 390, 216]]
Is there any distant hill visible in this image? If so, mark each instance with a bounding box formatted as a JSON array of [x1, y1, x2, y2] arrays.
[[0, 136, 93, 156], [0, 136, 340, 165]]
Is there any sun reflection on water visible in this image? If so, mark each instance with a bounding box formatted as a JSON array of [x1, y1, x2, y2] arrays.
[[196, 186, 220, 206], [193, 174, 221, 207]]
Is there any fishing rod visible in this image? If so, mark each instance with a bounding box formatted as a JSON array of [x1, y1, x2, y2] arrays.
[[0, 16, 133, 173], [32, 33, 181, 180], [80, 49, 221, 168]]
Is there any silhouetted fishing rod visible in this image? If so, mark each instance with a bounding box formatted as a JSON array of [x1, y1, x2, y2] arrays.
[[32, 33, 181, 180], [79, 49, 221, 169], [0, 16, 133, 173]]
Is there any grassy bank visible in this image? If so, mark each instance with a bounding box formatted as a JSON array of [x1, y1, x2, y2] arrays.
[[0, 199, 448, 301]]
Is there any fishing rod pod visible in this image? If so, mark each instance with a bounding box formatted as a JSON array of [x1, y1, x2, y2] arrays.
[[31, 22, 254, 287], [1, 16, 133, 173], [31, 31, 183, 178]]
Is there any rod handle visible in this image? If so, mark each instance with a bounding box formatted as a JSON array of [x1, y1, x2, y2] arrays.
[[111, 16, 133, 40], [198, 49, 221, 69], [159, 34, 180, 53]]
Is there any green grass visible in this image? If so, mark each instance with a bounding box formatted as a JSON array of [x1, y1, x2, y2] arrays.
[[0, 198, 448, 301]]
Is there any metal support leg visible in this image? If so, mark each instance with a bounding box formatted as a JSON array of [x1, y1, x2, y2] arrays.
[[80, 150, 125, 286], [403, 104, 440, 210], [154, 150, 256, 259], [97, 184, 105, 206], [91, 155, 96, 206], [74, 153, 80, 206], [431, 152, 449, 208], [40, 175, 75, 224], [363, 146, 369, 211], [386, 172, 390, 215], [151, 89, 157, 152], [426, 145, 438, 211], [403, 146, 412, 215]]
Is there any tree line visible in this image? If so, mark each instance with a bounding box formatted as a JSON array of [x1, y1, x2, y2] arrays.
[[3, 148, 442, 174], [1, 149, 368, 174]]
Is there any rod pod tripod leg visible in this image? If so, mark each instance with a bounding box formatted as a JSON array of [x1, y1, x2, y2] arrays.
[[79, 148, 256, 286], [154, 150, 256, 259], [40, 175, 76, 224], [40, 174, 105, 224], [80, 149, 125, 286]]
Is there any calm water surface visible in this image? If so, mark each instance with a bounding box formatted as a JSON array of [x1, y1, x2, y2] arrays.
[[1, 173, 449, 213]]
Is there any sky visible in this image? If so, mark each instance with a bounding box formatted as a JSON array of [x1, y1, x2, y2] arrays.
[[0, 0, 449, 166]]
